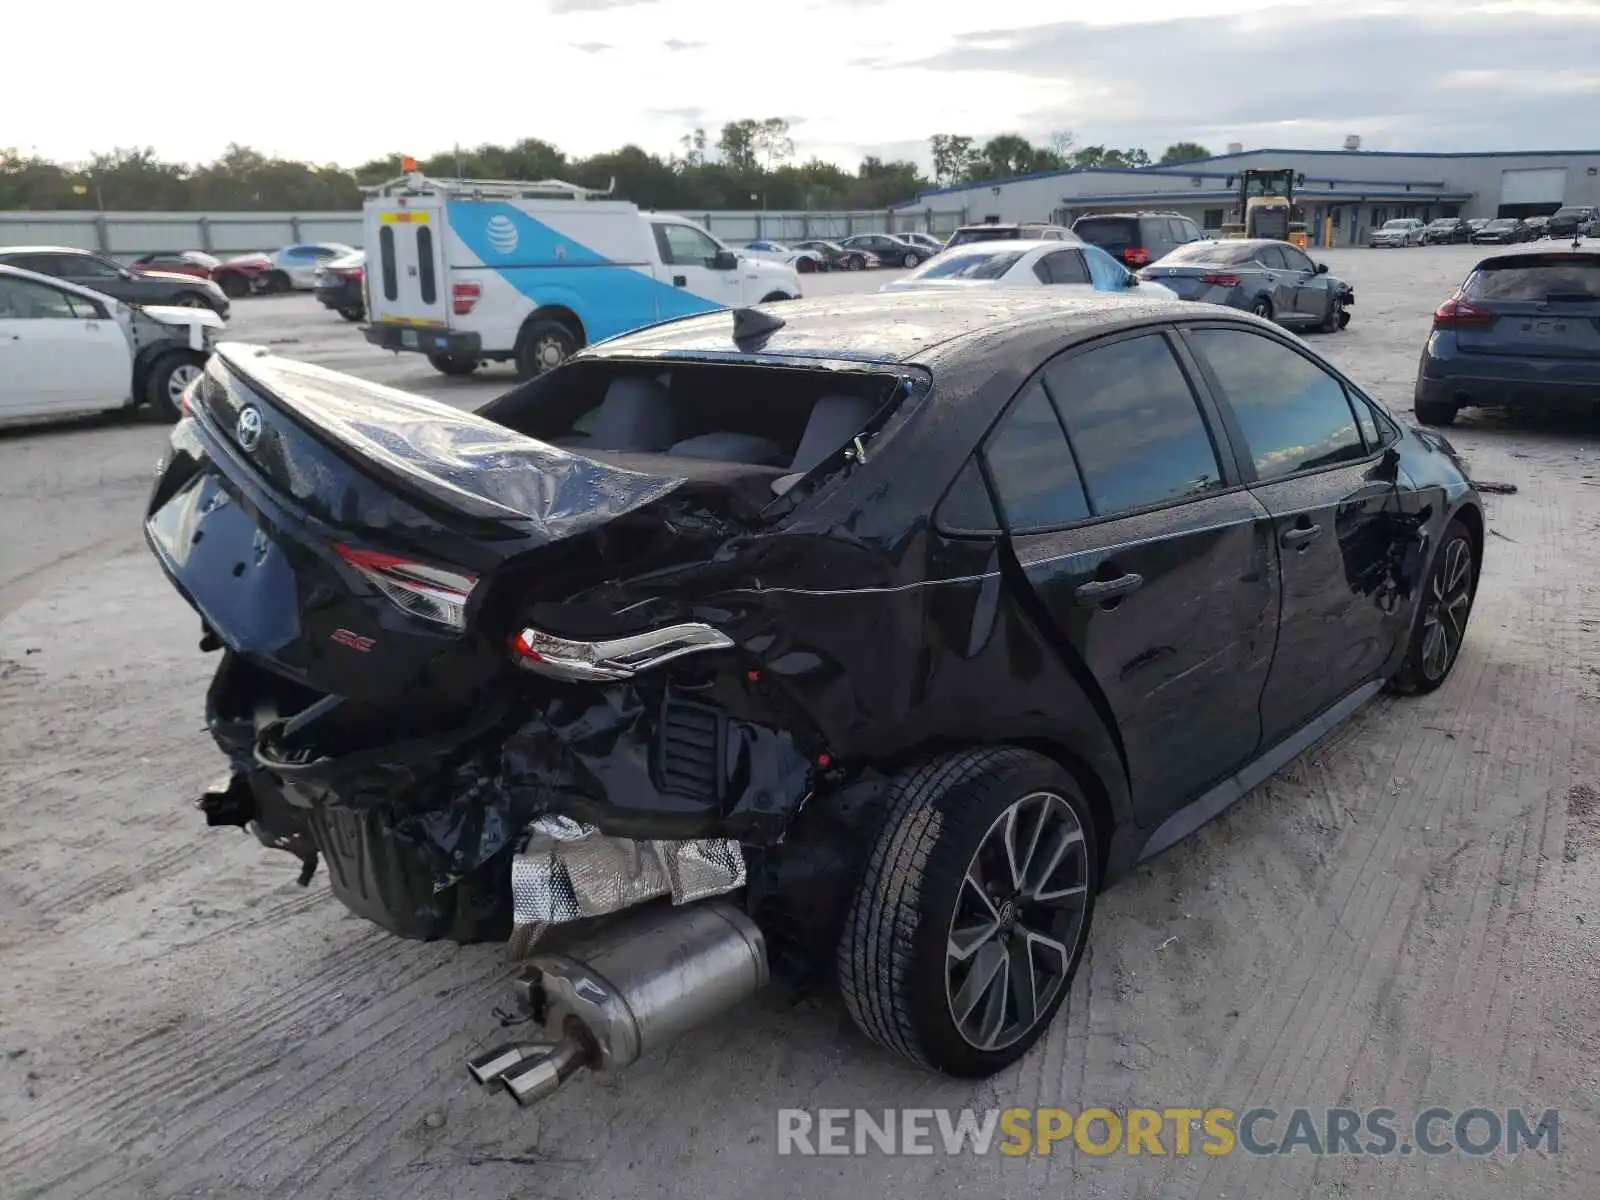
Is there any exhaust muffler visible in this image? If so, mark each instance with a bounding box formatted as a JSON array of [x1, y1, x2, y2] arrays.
[[467, 898, 768, 1106]]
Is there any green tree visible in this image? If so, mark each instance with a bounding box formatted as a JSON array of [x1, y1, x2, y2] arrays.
[[1159, 142, 1212, 165], [754, 118, 795, 170], [929, 134, 977, 186], [717, 120, 761, 172]]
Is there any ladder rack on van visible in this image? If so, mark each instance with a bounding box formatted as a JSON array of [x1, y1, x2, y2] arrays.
[[364, 172, 617, 201]]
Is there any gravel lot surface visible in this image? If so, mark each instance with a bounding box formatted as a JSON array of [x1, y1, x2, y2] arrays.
[[2, 246, 1598, 1198]]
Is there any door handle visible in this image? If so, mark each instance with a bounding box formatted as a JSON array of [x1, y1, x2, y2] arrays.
[[673, 275, 687, 287], [1073, 573, 1144, 606], [1280, 524, 1323, 548]]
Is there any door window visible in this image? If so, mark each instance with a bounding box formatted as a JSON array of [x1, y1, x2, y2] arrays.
[[979, 380, 1090, 531], [1255, 245, 1288, 270], [1280, 245, 1315, 273], [653, 223, 723, 266], [0, 276, 84, 318], [1033, 250, 1090, 285], [1043, 334, 1224, 517], [63, 254, 120, 280], [1186, 328, 1367, 480]]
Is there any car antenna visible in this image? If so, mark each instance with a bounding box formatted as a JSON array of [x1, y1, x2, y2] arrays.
[[731, 306, 786, 347]]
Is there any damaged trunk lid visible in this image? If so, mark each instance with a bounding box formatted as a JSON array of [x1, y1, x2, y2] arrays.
[[145, 344, 694, 698]]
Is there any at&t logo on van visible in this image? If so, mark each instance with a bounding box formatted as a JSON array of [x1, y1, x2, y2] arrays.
[[486, 214, 519, 255]]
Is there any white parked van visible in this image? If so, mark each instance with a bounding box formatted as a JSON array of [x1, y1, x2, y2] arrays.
[[362, 173, 803, 378]]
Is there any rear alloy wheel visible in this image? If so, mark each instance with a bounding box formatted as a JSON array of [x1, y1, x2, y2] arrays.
[[902, 251, 919, 268], [338, 307, 364, 322], [1389, 522, 1477, 695], [839, 747, 1097, 1077], [846, 255, 863, 271], [1251, 296, 1274, 321], [147, 352, 206, 421], [513, 318, 579, 381]]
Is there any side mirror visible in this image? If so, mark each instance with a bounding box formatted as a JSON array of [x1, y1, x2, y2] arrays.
[[711, 250, 738, 271], [1315, 262, 1329, 274]]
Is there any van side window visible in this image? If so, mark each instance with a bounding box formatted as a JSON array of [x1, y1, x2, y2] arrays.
[[416, 226, 437, 305], [653, 223, 722, 267], [378, 226, 398, 302]]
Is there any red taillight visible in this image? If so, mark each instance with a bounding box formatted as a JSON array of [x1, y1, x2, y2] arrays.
[[1433, 297, 1493, 327], [1200, 272, 1242, 286], [452, 281, 482, 315], [334, 266, 364, 281], [333, 543, 478, 631], [1123, 247, 1151, 266]]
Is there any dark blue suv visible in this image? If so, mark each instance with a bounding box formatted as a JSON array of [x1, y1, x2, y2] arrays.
[[1414, 249, 1600, 425]]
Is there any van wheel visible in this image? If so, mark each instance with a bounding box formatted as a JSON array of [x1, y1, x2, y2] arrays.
[[146, 351, 206, 421], [428, 354, 479, 377], [513, 318, 580, 381], [838, 747, 1098, 1077], [759, 292, 791, 303], [338, 307, 364, 322]]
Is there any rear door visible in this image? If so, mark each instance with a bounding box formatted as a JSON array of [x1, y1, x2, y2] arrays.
[[1279, 243, 1326, 322], [1453, 255, 1600, 361], [985, 329, 1278, 823], [370, 202, 448, 329], [1253, 245, 1301, 318], [1182, 325, 1405, 744]]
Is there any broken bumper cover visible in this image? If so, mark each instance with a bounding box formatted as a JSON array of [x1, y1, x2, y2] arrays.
[[198, 655, 812, 943]]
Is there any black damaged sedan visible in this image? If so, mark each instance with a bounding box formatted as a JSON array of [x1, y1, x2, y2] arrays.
[[145, 292, 1481, 1099]]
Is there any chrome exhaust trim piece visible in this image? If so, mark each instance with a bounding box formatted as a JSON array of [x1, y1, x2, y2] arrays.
[[467, 899, 768, 1107]]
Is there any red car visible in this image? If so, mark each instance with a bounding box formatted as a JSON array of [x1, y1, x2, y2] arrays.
[[129, 251, 221, 280], [129, 250, 272, 299], [212, 253, 274, 298]]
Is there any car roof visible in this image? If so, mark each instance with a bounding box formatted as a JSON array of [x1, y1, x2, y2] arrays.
[[936, 238, 1078, 255], [0, 245, 97, 256], [0, 261, 114, 300], [1473, 248, 1600, 268], [585, 289, 1198, 366], [1073, 212, 1184, 221]]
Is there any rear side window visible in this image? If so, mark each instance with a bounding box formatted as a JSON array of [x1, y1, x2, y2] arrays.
[[1033, 250, 1090, 285], [1187, 328, 1366, 480], [1072, 218, 1139, 255], [980, 381, 1091, 531], [947, 227, 1019, 247], [416, 225, 437, 305], [378, 226, 398, 301], [1463, 259, 1600, 300], [1043, 334, 1224, 516]]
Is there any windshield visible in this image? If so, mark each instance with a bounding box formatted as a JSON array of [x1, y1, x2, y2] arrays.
[[908, 250, 1024, 280], [1465, 258, 1600, 301], [1382, 220, 1414, 230], [1487, 220, 1517, 229], [1161, 241, 1257, 266], [1427, 220, 1456, 227]]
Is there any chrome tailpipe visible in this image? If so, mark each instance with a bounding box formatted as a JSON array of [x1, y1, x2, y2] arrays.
[[466, 898, 768, 1107]]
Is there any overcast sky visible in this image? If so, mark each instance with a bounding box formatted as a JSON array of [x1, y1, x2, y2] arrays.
[[11, 0, 1599, 169]]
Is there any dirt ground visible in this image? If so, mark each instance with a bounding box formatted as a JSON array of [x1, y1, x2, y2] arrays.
[[2, 248, 1598, 1199]]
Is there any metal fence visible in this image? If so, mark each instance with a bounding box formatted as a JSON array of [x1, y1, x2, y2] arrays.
[[0, 207, 937, 260]]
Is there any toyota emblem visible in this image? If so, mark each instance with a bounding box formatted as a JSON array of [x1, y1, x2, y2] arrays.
[[236, 405, 263, 451]]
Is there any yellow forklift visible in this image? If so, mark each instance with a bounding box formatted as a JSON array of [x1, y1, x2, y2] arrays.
[[1220, 167, 1311, 247]]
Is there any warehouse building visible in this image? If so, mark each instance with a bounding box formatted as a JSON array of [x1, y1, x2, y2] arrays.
[[892, 145, 1600, 247]]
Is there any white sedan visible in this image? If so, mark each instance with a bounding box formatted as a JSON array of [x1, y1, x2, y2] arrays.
[[881, 240, 1179, 300], [0, 264, 223, 423], [265, 242, 360, 291]]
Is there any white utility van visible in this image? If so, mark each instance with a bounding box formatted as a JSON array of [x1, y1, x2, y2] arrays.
[[362, 172, 803, 379]]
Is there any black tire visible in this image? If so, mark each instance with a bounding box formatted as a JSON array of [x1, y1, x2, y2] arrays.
[[145, 351, 207, 421], [427, 353, 479, 377], [796, 257, 818, 274], [901, 251, 920, 268], [338, 307, 364, 322], [263, 270, 291, 294], [759, 291, 791, 303], [838, 747, 1098, 1077], [1388, 520, 1477, 695], [1413, 396, 1458, 426], [513, 316, 581, 381], [170, 291, 208, 309], [1319, 292, 1346, 333], [845, 255, 863, 271], [215, 272, 250, 299], [1250, 295, 1274, 322]]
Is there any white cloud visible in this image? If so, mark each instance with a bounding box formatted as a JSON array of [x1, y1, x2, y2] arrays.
[[7, 0, 1597, 169]]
